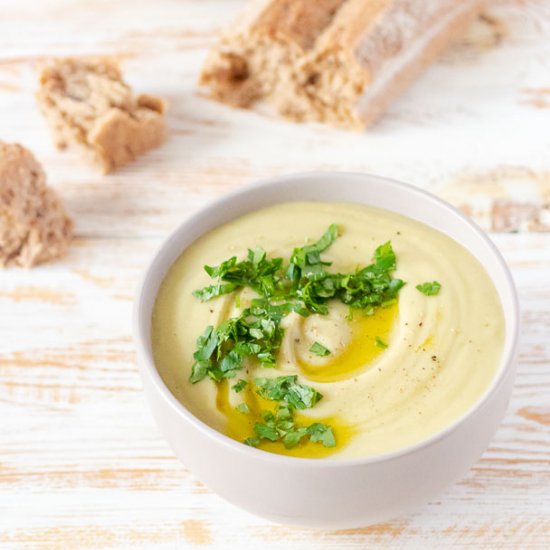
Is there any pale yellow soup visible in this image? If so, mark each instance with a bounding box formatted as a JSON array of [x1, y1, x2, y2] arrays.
[[151, 202, 505, 459]]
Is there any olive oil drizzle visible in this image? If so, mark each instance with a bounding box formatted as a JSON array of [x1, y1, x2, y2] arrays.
[[216, 379, 353, 458], [298, 304, 398, 383]]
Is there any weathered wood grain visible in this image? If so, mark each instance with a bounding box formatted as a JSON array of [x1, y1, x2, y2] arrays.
[[0, 0, 548, 240], [0, 0, 549, 548]]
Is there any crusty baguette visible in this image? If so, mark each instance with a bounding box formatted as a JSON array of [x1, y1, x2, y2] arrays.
[[0, 141, 72, 268], [200, 0, 484, 129], [37, 58, 167, 173]]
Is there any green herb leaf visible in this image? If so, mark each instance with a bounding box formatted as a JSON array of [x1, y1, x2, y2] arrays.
[[193, 282, 238, 302], [189, 361, 208, 384], [416, 281, 441, 296], [236, 403, 250, 414], [289, 224, 339, 269], [255, 376, 323, 410], [283, 427, 309, 449], [219, 349, 244, 375], [374, 336, 388, 349], [307, 423, 336, 447], [374, 241, 397, 271], [254, 422, 279, 441], [194, 248, 285, 301], [309, 341, 331, 357], [232, 379, 247, 393], [193, 326, 217, 362]]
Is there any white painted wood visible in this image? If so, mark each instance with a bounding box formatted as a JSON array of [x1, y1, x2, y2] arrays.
[[0, 0, 549, 548]]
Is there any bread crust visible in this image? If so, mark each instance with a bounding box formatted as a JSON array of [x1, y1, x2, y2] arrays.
[[200, 0, 484, 129]]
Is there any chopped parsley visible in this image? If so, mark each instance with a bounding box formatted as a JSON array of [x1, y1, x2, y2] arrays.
[[236, 403, 250, 414], [193, 226, 404, 318], [307, 422, 336, 447], [190, 230, 404, 384], [255, 375, 322, 409], [232, 379, 248, 393], [189, 301, 287, 383], [374, 336, 388, 349], [193, 246, 284, 302], [244, 377, 335, 449], [309, 341, 331, 357], [416, 281, 441, 296], [190, 225, 408, 451], [245, 409, 336, 450]]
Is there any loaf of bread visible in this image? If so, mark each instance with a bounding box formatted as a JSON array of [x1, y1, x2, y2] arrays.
[[200, 0, 483, 129], [37, 58, 167, 173], [0, 142, 72, 268]]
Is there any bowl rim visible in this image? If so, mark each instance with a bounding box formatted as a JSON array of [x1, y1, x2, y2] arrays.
[[133, 171, 520, 469]]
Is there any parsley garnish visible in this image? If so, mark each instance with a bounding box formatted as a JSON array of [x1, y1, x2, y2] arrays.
[[246, 408, 336, 449], [308, 422, 336, 447], [374, 336, 388, 349], [416, 281, 441, 296], [193, 228, 404, 322], [190, 225, 407, 451], [236, 403, 250, 414], [309, 342, 331, 357], [255, 375, 323, 409], [189, 301, 287, 383], [190, 233, 404, 384], [244, 377, 335, 449], [232, 379, 247, 393], [193, 247, 284, 302]]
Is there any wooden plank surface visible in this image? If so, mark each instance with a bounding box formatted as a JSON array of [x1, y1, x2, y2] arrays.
[[1, 0, 549, 548]]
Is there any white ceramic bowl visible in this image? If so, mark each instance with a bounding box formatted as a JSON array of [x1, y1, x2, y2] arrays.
[[133, 172, 519, 529]]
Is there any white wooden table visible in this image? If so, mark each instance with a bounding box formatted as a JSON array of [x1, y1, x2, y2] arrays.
[[1, 1, 549, 548]]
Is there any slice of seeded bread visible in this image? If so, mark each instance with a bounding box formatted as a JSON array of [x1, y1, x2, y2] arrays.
[[37, 57, 166, 173], [0, 141, 72, 267]]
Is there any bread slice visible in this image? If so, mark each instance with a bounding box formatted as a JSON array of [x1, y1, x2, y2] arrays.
[[37, 58, 166, 173], [200, 0, 483, 129], [0, 142, 72, 268]]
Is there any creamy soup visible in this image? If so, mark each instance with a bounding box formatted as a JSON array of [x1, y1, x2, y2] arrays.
[[151, 202, 505, 459]]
